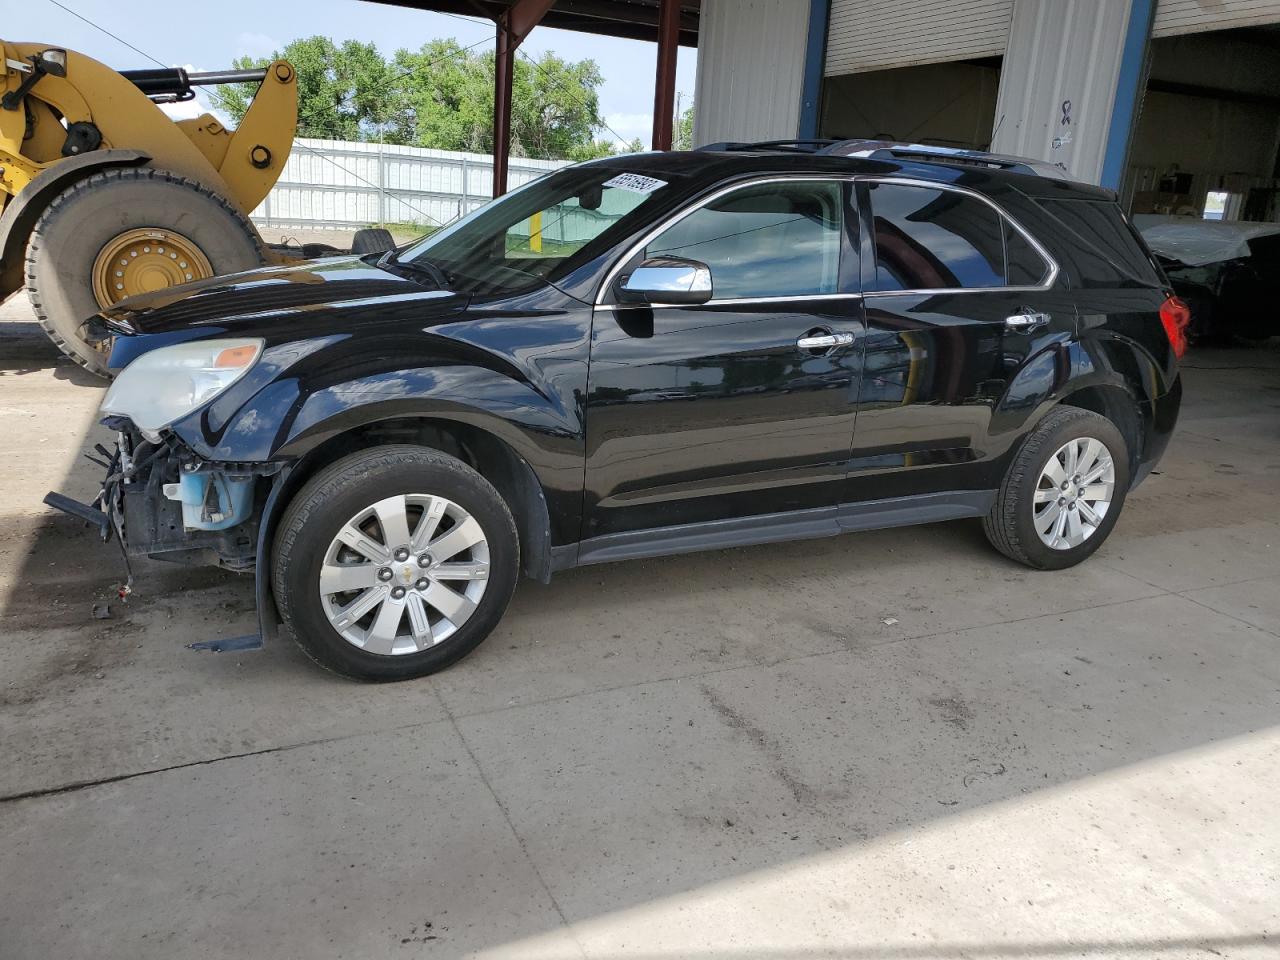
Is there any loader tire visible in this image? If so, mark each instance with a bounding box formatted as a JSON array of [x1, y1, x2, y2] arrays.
[[25, 167, 263, 378]]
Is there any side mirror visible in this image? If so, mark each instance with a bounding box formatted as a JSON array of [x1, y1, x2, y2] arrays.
[[617, 257, 712, 305]]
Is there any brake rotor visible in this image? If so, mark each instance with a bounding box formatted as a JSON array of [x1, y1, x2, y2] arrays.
[[91, 228, 214, 307]]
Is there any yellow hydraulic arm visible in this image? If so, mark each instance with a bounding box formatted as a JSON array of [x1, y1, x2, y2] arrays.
[[0, 40, 296, 214]]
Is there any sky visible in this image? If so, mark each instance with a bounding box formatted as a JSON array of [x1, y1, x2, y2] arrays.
[[17, 0, 699, 149]]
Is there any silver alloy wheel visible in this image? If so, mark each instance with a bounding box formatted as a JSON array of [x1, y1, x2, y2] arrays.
[[318, 493, 490, 655], [1033, 436, 1116, 550]]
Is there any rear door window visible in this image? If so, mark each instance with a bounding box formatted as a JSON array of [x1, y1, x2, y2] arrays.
[[867, 182, 1050, 291]]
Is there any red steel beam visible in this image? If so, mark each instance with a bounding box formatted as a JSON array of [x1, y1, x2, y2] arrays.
[[368, 1, 701, 47], [651, 0, 680, 150], [494, 16, 514, 198], [493, 0, 557, 196], [508, 0, 557, 41]]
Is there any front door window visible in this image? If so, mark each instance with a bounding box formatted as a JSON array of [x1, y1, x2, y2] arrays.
[[644, 181, 844, 299]]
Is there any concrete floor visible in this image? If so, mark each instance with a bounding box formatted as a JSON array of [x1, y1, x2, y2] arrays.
[[1, 292, 1278, 959]]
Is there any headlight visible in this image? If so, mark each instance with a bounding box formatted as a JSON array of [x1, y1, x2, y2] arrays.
[[101, 337, 264, 441]]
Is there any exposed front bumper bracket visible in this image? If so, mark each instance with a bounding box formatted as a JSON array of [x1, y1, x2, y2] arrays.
[[188, 635, 265, 653], [42, 491, 109, 536]]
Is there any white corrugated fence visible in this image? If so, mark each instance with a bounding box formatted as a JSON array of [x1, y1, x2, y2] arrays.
[[250, 138, 569, 231]]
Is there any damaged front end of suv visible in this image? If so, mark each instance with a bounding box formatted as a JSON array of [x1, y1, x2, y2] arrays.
[[44, 264, 343, 647], [47, 331, 286, 645], [104, 336, 276, 558], [42, 238, 498, 663]]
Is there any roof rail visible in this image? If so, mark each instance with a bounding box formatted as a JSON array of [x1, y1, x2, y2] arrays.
[[695, 137, 1069, 179], [695, 139, 840, 154], [818, 140, 1071, 179]]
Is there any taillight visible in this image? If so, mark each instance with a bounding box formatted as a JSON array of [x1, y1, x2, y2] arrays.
[[1159, 295, 1191, 359]]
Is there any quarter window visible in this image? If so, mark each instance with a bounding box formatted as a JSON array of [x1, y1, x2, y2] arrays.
[[868, 182, 1048, 291], [1005, 225, 1050, 286], [1035, 197, 1158, 286], [644, 181, 844, 299]]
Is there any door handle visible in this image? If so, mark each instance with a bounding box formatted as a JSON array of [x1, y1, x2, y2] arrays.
[[797, 331, 856, 351], [1005, 309, 1051, 334]]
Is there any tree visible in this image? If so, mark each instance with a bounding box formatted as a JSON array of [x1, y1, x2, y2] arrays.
[[392, 44, 613, 160], [384, 39, 490, 151], [212, 37, 400, 141], [579, 137, 627, 157], [212, 35, 618, 160], [514, 52, 614, 161], [676, 102, 695, 150]]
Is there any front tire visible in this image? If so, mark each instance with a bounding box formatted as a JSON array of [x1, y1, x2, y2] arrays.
[[983, 406, 1131, 570], [273, 446, 519, 681]]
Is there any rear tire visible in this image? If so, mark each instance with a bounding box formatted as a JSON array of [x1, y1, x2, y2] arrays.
[[983, 406, 1131, 570], [25, 167, 263, 377], [273, 445, 519, 682]]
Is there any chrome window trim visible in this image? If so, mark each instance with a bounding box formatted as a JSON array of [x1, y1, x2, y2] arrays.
[[593, 292, 864, 311], [856, 175, 1060, 296], [594, 174, 856, 308], [594, 172, 1062, 307]]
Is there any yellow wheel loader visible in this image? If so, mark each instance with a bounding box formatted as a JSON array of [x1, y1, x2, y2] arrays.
[[1, 40, 299, 377]]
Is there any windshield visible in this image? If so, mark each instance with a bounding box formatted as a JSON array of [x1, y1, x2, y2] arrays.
[[397, 166, 676, 297]]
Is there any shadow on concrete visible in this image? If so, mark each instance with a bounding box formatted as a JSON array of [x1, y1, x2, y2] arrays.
[[2, 308, 1278, 956], [549, 935, 1274, 958], [0, 321, 107, 387]]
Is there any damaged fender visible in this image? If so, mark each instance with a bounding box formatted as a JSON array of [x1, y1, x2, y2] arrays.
[[252, 464, 293, 645]]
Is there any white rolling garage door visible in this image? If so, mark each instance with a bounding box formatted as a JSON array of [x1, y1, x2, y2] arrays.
[[825, 0, 1015, 75], [1154, 0, 1280, 36]]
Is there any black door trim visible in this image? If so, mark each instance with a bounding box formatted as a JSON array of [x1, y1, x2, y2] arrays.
[[558, 489, 996, 570], [837, 490, 994, 530]]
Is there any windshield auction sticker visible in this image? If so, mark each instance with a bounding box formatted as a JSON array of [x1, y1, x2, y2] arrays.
[[604, 173, 668, 194]]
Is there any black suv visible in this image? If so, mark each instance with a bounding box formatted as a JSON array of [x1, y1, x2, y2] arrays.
[[52, 141, 1187, 681]]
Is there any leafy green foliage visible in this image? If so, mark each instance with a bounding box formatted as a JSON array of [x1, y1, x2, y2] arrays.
[[212, 37, 398, 141], [676, 103, 695, 150], [211, 35, 622, 160]]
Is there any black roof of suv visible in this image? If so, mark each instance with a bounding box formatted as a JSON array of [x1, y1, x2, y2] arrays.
[[699, 138, 1075, 180]]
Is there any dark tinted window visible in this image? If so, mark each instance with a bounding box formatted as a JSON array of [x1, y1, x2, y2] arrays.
[[646, 181, 843, 298], [1005, 223, 1050, 285], [869, 183, 1004, 290], [1035, 198, 1162, 286]]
